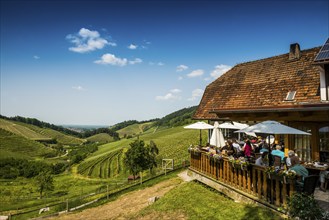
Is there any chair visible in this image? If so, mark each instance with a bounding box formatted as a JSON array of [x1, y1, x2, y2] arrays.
[[302, 175, 319, 195]]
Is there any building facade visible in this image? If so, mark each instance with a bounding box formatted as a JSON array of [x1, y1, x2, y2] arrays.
[[194, 40, 329, 162]]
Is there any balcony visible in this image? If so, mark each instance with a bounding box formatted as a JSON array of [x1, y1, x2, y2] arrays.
[[189, 152, 296, 211]]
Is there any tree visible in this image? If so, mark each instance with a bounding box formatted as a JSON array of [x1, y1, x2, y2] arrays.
[[124, 140, 159, 178], [147, 140, 159, 174], [35, 171, 54, 199]]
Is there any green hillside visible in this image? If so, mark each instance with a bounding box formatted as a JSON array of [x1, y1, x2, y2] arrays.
[[78, 125, 208, 179], [0, 118, 85, 145], [117, 122, 154, 138], [0, 118, 50, 140], [86, 133, 114, 144], [0, 128, 55, 159]]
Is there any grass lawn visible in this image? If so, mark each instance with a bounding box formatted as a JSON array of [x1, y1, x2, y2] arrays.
[[136, 180, 283, 220]]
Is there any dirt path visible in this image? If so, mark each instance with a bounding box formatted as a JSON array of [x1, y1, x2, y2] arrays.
[[51, 177, 183, 220]]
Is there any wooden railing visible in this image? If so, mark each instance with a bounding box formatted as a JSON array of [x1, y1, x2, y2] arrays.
[[190, 152, 296, 208]]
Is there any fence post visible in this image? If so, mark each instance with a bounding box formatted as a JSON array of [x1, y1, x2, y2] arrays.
[[107, 184, 109, 200], [66, 199, 69, 212]]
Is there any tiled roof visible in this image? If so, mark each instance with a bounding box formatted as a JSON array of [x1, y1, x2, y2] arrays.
[[194, 46, 323, 119]]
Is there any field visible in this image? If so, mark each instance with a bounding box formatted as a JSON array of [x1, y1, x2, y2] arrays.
[[117, 122, 155, 138], [86, 133, 114, 144], [0, 128, 55, 159], [77, 149, 126, 179], [76, 125, 209, 180], [0, 118, 85, 145]]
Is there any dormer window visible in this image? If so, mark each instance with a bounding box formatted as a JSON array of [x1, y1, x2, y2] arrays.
[[285, 91, 296, 101]]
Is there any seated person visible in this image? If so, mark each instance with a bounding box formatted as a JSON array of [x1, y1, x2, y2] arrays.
[[259, 144, 269, 153], [271, 145, 285, 160], [286, 150, 298, 168], [319, 170, 329, 192], [289, 155, 309, 191], [209, 145, 217, 154], [221, 139, 234, 156], [255, 152, 269, 166]]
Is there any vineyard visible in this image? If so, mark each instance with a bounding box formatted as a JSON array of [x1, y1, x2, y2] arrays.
[[0, 118, 85, 145], [78, 149, 126, 179]]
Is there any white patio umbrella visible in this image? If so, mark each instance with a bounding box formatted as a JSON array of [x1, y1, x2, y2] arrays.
[[234, 120, 311, 135], [218, 121, 257, 139], [210, 121, 226, 147], [234, 120, 311, 144], [184, 122, 214, 146]]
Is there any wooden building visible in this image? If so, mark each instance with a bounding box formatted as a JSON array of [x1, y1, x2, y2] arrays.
[[194, 39, 329, 162]]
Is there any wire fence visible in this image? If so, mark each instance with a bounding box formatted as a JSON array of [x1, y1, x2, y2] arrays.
[[5, 160, 189, 220]]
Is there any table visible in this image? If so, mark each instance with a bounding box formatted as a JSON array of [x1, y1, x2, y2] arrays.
[[302, 163, 329, 175]]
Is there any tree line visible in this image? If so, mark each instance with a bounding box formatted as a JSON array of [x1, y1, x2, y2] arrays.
[[0, 158, 67, 179], [154, 106, 197, 127]]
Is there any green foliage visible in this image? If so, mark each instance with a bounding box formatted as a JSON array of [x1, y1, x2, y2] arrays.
[[124, 140, 159, 177], [154, 106, 197, 127], [288, 193, 324, 220], [68, 143, 99, 164], [35, 171, 54, 198], [80, 127, 119, 140], [0, 157, 68, 179]]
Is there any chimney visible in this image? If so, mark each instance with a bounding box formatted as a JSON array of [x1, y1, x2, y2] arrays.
[[289, 43, 301, 60]]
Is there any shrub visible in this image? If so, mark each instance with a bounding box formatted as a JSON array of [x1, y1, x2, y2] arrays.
[[288, 193, 324, 220]]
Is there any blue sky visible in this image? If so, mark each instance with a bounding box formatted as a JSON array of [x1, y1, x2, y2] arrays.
[[1, 0, 328, 125]]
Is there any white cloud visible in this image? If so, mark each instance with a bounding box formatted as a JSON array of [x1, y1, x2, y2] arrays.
[[157, 62, 164, 66], [188, 89, 204, 101], [210, 64, 232, 79], [156, 89, 182, 101], [176, 64, 188, 72], [72, 86, 85, 91], [33, 55, 40, 59], [170, 89, 182, 93], [94, 53, 128, 66], [187, 69, 204, 78], [129, 58, 143, 65], [128, 44, 138, 50], [67, 28, 115, 53]]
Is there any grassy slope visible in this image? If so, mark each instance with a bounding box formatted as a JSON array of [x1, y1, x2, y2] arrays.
[[86, 133, 114, 144], [137, 180, 283, 220], [117, 122, 154, 138], [0, 118, 84, 145], [0, 129, 55, 159], [0, 118, 49, 140], [92, 126, 209, 167]]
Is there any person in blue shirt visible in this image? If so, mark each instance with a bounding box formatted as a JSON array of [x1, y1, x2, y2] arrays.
[[271, 145, 285, 160], [289, 155, 309, 191]]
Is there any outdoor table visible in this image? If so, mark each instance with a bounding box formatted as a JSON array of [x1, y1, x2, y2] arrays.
[[302, 162, 329, 175]]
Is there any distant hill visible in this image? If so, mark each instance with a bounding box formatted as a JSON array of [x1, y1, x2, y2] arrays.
[[86, 133, 115, 144], [112, 106, 197, 138], [154, 106, 197, 127], [116, 121, 155, 138], [0, 128, 55, 159], [0, 118, 85, 145]]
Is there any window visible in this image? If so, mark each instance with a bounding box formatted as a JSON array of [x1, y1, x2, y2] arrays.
[[285, 91, 296, 101], [319, 126, 329, 162], [294, 126, 311, 162]]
